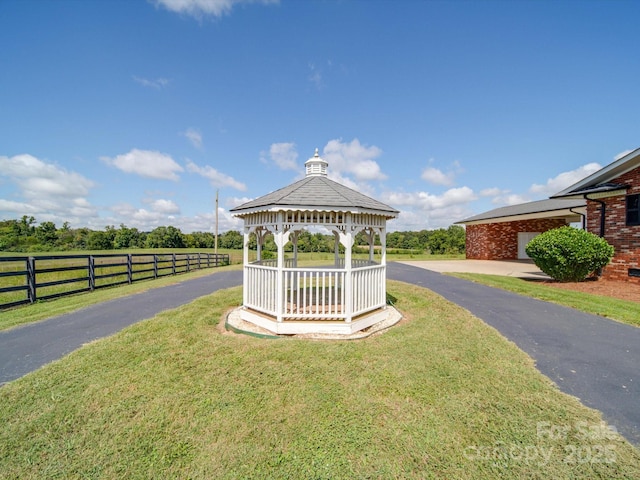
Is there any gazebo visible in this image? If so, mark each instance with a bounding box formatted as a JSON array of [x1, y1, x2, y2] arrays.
[[230, 149, 399, 335]]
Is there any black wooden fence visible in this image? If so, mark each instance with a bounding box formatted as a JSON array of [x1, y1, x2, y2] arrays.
[[0, 252, 230, 310]]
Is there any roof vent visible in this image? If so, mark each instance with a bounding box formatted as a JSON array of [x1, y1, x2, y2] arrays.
[[305, 148, 328, 177]]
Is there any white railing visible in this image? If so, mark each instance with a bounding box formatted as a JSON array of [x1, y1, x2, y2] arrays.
[[284, 268, 346, 319], [336, 259, 378, 268], [352, 264, 386, 316], [245, 265, 278, 316], [244, 264, 385, 321], [252, 258, 296, 268]]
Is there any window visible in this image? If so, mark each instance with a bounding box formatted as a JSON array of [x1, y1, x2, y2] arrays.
[[627, 194, 640, 226]]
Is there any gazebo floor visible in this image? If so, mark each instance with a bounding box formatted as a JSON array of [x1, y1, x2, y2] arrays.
[[226, 305, 403, 339]]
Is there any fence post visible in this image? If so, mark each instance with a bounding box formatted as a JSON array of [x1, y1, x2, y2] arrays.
[[27, 257, 36, 303], [127, 254, 133, 284], [154, 254, 158, 279], [197, 253, 201, 270], [172, 254, 176, 275], [89, 255, 95, 291]]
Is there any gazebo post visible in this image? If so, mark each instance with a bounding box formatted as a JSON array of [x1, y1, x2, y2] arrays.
[[242, 229, 250, 308], [333, 231, 340, 267], [274, 213, 290, 323], [292, 230, 299, 268], [342, 212, 353, 323]]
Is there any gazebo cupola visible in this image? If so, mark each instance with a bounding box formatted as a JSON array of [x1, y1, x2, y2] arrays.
[[230, 149, 398, 335], [305, 148, 328, 176]]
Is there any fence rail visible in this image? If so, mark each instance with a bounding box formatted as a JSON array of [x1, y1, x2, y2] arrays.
[[0, 252, 229, 310]]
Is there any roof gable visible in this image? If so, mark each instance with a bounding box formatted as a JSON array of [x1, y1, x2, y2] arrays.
[[552, 148, 640, 199]]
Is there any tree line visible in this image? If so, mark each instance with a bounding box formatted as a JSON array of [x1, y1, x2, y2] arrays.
[[0, 216, 465, 254]]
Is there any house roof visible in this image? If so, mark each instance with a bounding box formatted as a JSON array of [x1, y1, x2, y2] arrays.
[[551, 147, 640, 199], [455, 198, 586, 225], [230, 150, 398, 218]]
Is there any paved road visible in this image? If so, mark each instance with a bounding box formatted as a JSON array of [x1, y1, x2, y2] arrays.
[[387, 262, 640, 446], [1, 263, 638, 445], [0, 270, 242, 386]]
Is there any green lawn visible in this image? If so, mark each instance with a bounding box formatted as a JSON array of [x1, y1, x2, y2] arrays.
[[449, 273, 640, 328], [1, 281, 638, 479]]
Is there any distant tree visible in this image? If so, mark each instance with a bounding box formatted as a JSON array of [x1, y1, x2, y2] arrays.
[[55, 222, 75, 250], [220, 230, 243, 249], [72, 228, 91, 250], [113, 224, 143, 249], [35, 221, 58, 247], [17, 215, 36, 237], [87, 230, 113, 250], [186, 231, 216, 249], [145, 226, 185, 248], [446, 225, 466, 253]]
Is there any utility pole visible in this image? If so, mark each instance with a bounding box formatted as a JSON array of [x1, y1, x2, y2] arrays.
[[215, 189, 219, 255]]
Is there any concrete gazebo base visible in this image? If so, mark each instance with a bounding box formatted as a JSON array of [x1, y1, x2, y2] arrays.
[[227, 306, 402, 338]]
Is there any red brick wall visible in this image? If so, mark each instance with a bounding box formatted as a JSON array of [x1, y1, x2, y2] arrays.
[[585, 165, 640, 283], [466, 219, 568, 260]]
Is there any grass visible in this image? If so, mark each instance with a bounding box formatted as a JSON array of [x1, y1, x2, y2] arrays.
[[1, 281, 638, 479], [449, 273, 640, 328]]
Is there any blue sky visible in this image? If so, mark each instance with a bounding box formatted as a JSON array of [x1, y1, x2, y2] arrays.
[[1, 0, 639, 233]]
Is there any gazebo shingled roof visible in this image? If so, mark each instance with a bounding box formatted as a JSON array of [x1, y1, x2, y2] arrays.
[[231, 172, 398, 217]]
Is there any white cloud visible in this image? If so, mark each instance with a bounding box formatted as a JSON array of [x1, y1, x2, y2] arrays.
[[421, 167, 454, 186], [183, 128, 203, 149], [322, 138, 387, 181], [491, 193, 530, 206], [152, 0, 279, 19], [133, 76, 171, 89], [384, 186, 475, 210], [101, 149, 184, 181], [379, 186, 478, 230], [0, 199, 39, 213], [479, 187, 504, 197], [148, 198, 181, 214], [261, 142, 299, 170], [227, 196, 253, 208], [529, 162, 602, 197], [186, 160, 247, 191], [0, 154, 94, 198], [0, 154, 98, 223]]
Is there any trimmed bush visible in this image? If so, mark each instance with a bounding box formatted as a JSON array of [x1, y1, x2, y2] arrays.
[[525, 226, 614, 282]]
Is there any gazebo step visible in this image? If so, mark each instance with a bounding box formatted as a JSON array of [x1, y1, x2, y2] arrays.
[[240, 307, 394, 335]]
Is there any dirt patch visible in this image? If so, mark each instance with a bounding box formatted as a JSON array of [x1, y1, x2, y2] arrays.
[[537, 277, 640, 303]]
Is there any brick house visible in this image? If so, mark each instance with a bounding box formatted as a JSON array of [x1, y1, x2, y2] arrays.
[[456, 199, 586, 260], [551, 147, 640, 282], [457, 147, 640, 283]]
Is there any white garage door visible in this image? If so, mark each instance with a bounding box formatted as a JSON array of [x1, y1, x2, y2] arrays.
[[517, 232, 540, 259]]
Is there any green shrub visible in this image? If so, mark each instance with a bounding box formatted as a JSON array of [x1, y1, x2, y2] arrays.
[[525, 226, 614, 282]]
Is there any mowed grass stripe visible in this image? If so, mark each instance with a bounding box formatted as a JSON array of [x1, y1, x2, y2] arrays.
[[1, 281, 638, 479]]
